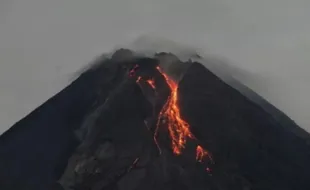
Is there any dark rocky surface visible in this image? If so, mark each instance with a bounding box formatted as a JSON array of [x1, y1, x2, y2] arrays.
[[0, 49, 309, 190], [179, 62, 310, 190]]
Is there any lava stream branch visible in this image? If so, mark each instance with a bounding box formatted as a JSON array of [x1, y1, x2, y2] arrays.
[[130, 64, 211, 164], [155, 66, 196, 155], [146, 79, 156, 90]]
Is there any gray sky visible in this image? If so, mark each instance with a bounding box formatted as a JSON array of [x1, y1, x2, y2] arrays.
[[0, 0, 309, 133]]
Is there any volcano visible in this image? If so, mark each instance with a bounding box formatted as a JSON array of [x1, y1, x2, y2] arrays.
[[0, 49, 310, 190]]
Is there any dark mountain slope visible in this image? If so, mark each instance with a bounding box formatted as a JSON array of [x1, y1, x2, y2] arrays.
[[179, 62, 310, 190], [0, 50, 309, 190], [0, 56, 126, 189]]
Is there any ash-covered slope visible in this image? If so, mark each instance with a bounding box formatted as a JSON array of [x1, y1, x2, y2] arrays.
[[0, 52, 130, 189], [179, 62, 310, 189], [0, 49, 310, 190]]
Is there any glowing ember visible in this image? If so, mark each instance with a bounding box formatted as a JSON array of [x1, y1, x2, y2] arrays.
[[136, 76, 142, 83], [196, 145, 208, 162], [146, 79, 156, 89], [129, 64, 139, 77]]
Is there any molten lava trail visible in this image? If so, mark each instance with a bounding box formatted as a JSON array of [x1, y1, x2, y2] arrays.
[[155, 66, 194, 155], [155, 66, 211, 163], [130, 64, 211, 164], [196, 145, 209, 162]]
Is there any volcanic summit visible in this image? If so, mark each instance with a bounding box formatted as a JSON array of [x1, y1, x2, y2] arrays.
[[0, 49, 310, 190]]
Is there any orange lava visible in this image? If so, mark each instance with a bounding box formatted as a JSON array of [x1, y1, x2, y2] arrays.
[[146, 79, 156, 89], [156, 66, 197, 155], [196, 145, 208, 162], [133, 65, 211, 166]]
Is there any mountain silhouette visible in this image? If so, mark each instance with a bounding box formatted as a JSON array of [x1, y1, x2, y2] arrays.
[[1, 49, 309, 190]]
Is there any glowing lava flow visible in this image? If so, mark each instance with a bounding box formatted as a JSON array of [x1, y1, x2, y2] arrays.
[[155, 66, 211, 164], [155, 66, 194, 155], [196, 145, 209, 162], [130, 64, 211, 164]]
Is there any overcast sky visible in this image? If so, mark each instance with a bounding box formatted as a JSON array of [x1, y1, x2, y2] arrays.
[[0, 0, 309, 133]]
